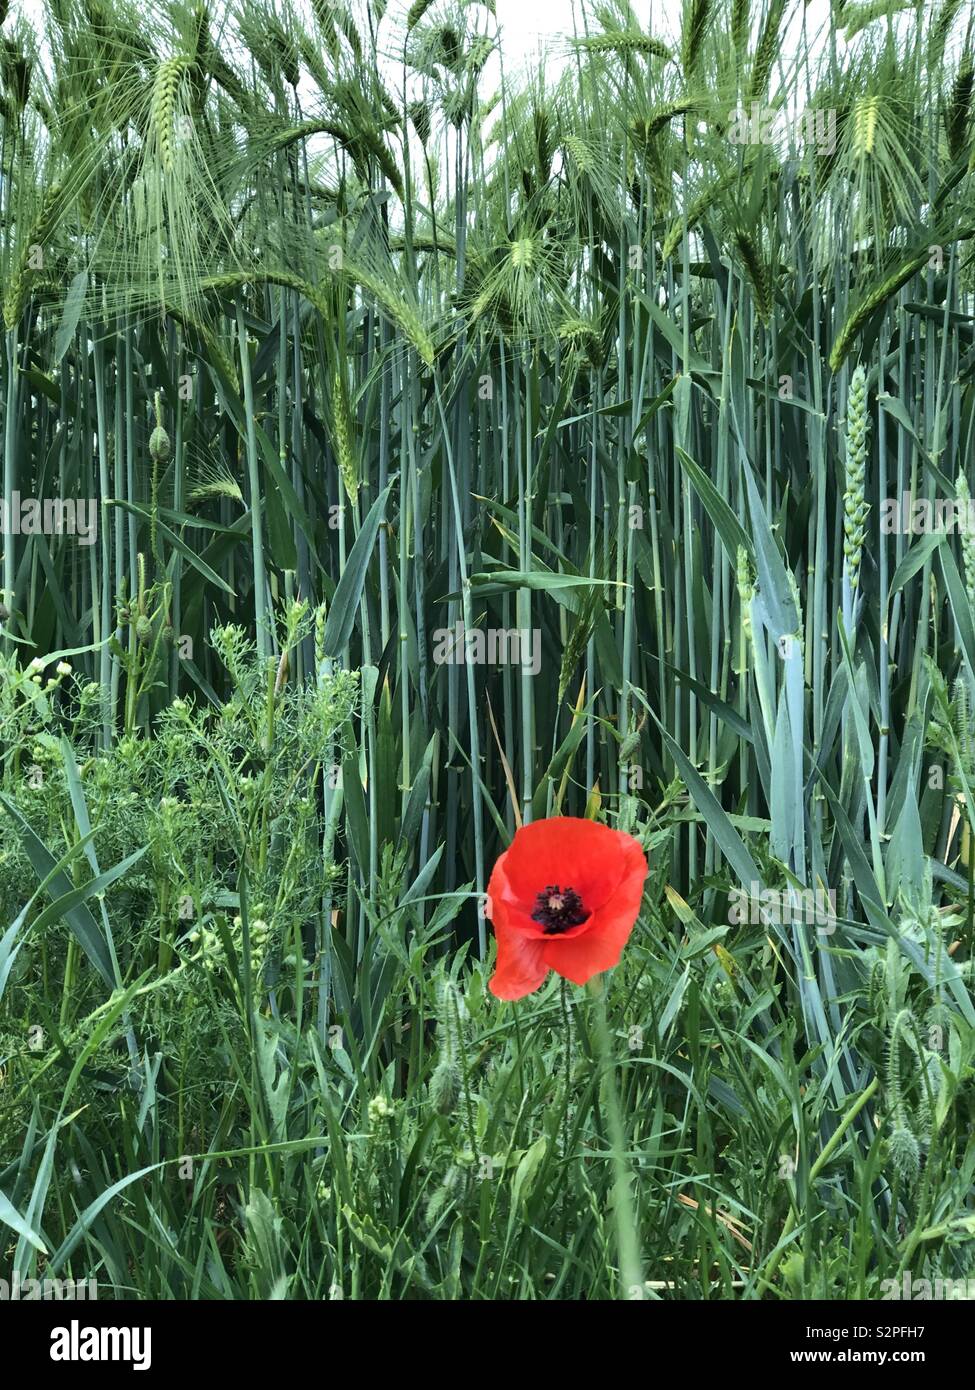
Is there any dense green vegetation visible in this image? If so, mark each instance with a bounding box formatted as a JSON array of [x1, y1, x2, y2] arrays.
[[1, 0, 974, 1299]]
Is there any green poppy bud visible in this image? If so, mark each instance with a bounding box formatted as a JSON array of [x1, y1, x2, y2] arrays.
[[149, 423, 171, 463]]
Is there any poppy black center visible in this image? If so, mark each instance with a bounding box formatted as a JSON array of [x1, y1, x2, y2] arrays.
[[531, 884, 589, 934]]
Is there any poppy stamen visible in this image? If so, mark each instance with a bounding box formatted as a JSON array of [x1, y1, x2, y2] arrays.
[[531, 884, 589, 934]]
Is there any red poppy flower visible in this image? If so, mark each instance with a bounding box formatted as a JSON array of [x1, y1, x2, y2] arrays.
[[485, 817, 648, 1000]]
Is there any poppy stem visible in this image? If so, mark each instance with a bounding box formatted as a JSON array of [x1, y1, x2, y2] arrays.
[[512, 1001, 526, 1101], [560, 978, 572, 1158], [589, 977, 644, 1298]]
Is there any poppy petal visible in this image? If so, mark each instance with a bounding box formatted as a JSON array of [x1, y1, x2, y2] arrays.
[[488, 924, 549, 999], [542, 835, 647, 985], [498, 816, 630, 910]]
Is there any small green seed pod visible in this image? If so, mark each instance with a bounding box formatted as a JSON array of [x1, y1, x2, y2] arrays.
[[150, 422, 171, 463]]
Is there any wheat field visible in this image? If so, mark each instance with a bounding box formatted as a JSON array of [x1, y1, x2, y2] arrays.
[[0, 0, 974, 1304]]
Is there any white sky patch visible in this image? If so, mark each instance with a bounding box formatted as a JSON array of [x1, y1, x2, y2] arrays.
[[7, 0, 844, 75]]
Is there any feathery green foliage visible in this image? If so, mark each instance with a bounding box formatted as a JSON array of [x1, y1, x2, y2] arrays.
[[1, 0, 975, 1304]]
